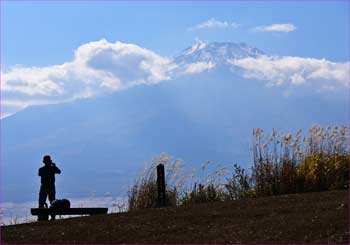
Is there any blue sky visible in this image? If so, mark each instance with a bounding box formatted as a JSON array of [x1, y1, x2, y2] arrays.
[[1, 1, 349, 118], [2, 1, 349, 70]]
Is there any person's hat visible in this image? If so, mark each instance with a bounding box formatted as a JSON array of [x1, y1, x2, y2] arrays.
[[43, 155, 52, 163]]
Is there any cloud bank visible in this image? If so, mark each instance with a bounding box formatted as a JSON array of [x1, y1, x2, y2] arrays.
[[254, 23, 296, 33], [229, 56, 349, 90], [2, 39, 177, 115]]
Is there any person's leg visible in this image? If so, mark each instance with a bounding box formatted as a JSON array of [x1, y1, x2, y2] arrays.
[[48, 185, 56, 204], [38, 185, 48, 208], [38, 185, 49, 221], [48, 185, 56, 220]]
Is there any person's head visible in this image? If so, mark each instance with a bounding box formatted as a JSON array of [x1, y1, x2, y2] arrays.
[[43, 155, 52, 165]]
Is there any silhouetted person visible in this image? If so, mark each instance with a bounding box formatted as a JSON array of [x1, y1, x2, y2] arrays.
[[38, 155, 61, 208]]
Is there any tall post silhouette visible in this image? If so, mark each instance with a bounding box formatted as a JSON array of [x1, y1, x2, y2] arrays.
[[157, 164, 166, 207]]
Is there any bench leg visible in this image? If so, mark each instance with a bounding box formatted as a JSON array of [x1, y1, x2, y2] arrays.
[[38, 214, 49, 221]]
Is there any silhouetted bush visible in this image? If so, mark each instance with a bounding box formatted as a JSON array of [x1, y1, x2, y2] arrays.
[[180, 183, 224, 205], [225, 164, 255, 200], [179, 160, 229, 205]]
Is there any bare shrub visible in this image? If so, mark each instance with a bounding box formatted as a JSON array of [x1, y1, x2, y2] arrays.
[[180, 161, 228, 205], [127, 153, 186, 211], [225, 164, 255, 200]]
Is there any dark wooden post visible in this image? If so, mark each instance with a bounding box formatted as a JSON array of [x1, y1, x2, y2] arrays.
[[157, 164, 166, 207]]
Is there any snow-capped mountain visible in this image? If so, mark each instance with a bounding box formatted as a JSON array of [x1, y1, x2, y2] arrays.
[[175, 40, 264, 65]]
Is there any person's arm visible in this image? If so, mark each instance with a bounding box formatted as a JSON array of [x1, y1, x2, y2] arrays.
[[52, 163, 61, 174], [38, 168, 42, 176]]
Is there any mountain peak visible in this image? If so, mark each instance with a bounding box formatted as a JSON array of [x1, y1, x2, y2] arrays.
[[183, 39, 208, 55], [176, 40, 264, 65]]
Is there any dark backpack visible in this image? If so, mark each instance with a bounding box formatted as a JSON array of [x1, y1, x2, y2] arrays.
[[51, 199, 71, 209]]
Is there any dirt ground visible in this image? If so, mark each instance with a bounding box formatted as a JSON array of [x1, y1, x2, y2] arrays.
[[1, 190, 349, 244]]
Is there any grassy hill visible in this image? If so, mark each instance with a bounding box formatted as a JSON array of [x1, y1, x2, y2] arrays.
[[1, 190, 348, 244]]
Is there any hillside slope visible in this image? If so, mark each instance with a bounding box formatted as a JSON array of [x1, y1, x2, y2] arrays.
[[1, 190, 348, 244]]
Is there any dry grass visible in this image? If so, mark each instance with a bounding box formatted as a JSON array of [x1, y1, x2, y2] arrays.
[[127, 153, 187, 210], [252, 125, 349, 196], [128, 125, 349, 211]]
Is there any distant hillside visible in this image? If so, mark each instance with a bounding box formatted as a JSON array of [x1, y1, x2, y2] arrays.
[[1, 190, 348, 244]]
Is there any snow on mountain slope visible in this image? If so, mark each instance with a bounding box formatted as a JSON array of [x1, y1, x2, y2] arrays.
[[175, 40, 264, 65]]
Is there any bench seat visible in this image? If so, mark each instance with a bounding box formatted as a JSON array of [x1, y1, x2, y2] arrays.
[[31, 207, 108, 220]]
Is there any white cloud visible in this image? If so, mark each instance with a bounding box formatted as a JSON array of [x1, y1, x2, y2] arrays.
[[190, 18, 239, 30], [254, 23, 296, 33], [184, 61, 216, 74], [229, 55, 349, 89], [2, 39, 177, 116]]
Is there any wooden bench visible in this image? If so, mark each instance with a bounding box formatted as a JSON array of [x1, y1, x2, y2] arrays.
[[31, 208, 108, 221]]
